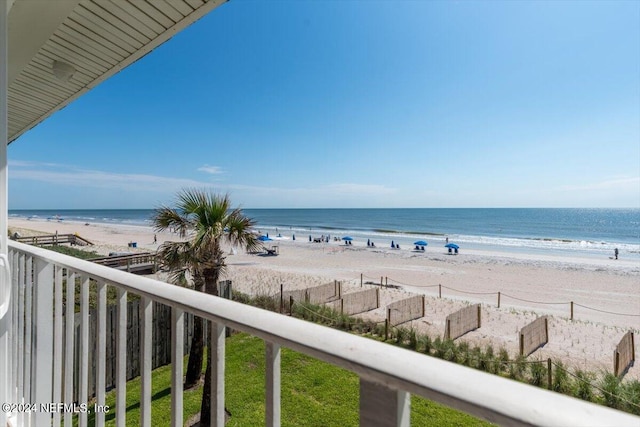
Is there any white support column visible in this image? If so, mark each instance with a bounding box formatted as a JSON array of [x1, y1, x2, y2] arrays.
[[79, 276, 90, 427], [0, 2, 10, 426], [96, 281, 107, 427], [116, 288, 127, 426], [211, 322, 226, 426], [16, 253, 24, 407], [170, 307, 184, 427], [265, 341, 281, 427], [64, 272, 76, 427], [53, 266, 64, 427], [140, 296, 152, 427], [33, 258, 54, 427], [359, 379, 410, 427]]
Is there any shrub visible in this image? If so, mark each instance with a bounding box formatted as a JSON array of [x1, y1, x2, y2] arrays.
[[573, 370, 594, 402], [529, 361, 546, 387], [551, 360, 571, 394], [600, 373, 621, 409], [620, 380, 640, 415], [498, 348, 510, 374], [422, 335, 432, 355]]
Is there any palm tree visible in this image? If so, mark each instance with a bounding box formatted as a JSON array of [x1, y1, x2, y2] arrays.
[[153, 189, 259, 425]]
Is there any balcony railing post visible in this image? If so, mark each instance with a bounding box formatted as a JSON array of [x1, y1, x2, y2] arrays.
[[360, 379, 410, 427], [79, 276, 90, 427], [265, 341, 281, 427], [140, 296, 153, 427], [211, 322, 226, 426], [64, 272, 76, 427], [33, 257, 54, 427], [53, 265, 64, 427], [116, 288, 128, 426], [171, 307, 184, 427], [96, 281, 107, 427]]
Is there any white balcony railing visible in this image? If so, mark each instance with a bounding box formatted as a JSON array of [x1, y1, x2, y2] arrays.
[[3, 240, 639, 427]]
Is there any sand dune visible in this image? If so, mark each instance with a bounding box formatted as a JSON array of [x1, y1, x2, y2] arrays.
[[9, 217, 640, 380]]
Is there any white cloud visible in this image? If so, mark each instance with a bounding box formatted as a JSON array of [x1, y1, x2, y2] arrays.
[[556, 177, 640, 192], [10, 161, 215, 193], [197, 165, 224, 175]]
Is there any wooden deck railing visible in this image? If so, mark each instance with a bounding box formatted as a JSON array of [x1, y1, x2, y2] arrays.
[[13, 233, 94, 247], [3, 240, 639, 427]]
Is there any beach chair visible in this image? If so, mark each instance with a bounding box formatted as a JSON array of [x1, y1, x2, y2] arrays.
[[264, 246, 279, 256]]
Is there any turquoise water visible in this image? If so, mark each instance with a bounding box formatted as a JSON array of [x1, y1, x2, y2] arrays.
[[9, 208, 640, 259]]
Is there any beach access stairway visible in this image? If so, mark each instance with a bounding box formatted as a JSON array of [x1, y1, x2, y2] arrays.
[[13, 233, 93, 247], [90, 252, 157, 275], [2, 240, 638, 427]]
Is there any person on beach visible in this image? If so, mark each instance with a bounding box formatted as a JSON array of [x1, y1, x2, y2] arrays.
[[614, 248, 619, 260], [153, 234, 157, 244]]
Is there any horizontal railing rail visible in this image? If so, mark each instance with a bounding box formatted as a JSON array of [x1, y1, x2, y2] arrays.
[[6, 240, 640, 427]]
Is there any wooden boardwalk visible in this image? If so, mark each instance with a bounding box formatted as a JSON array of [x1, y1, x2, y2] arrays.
[[90, 252, 157, 274], [14, 233, 94, 246]]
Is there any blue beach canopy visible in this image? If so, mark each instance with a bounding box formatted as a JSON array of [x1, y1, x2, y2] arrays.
[[342, 236, 353, 241], [445, 243, 459, 249], [413, 240, 428, 246], [258, 235, 272, 242]]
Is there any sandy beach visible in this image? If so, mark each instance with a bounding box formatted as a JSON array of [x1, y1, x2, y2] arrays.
[[8, 217, 640, 381]]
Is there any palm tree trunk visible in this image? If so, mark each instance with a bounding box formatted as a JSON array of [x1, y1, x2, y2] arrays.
[[200, 265, 223, 425], [184, 315, 204, 388]]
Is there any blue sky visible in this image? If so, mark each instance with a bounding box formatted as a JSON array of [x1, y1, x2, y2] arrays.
[[8, 0, 640, 209]]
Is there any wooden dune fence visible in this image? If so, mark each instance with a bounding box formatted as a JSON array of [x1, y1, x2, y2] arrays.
[[335, 288, 380, 315], [519, 316, 549, 357], [445, 304, 481, 340], [387, 295, 425, 327], [614, 331, 635, 377], [64, 300, 198, 402], [281, 281, 342, 308]]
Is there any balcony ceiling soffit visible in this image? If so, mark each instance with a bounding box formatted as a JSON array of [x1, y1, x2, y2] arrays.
[[6, 0, 225, 144]]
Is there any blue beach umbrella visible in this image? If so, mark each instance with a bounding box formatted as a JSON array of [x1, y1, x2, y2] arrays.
[[413, 240, 428, 246], [258, 235, 272, 242], [342, 236, 353, 241], [444, 243, 459, 249]]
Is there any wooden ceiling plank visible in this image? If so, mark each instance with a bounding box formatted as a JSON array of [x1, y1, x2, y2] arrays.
[[97, 1, 160, 40], [58, 24, 125, 63], [184, 0, 206, 10], [13, 74, 75, 102], [72, 7, 141, 52], [150, 0, 185, 23], [82, 1, 151, 45], [40, 44, 105, 78], [126, 1, 174, 28], [64, 19, 131, 58], [165, 0, 195, 17], [50, 33, 116, 69]]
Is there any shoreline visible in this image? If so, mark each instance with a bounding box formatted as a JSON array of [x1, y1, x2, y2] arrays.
[[8, 217, 640, 380]]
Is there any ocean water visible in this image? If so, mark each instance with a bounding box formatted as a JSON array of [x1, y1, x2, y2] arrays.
[[9, 208, 640, 260]]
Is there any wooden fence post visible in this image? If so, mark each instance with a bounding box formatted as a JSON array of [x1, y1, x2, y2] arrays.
[[497, 292, 501, 308], [477, 305, 482, 328], [519, 333, 524, 357], [380, 276, 383, 287], [439, 284, 441, 299], [570, 301, 574, 320], [547, 358, 552, 389], [385, 277, 388, 288], [360, 273, 363, 287], [376, 289, 380, 308], [279, 284, 283, 314], [289, 296, 293, 316]]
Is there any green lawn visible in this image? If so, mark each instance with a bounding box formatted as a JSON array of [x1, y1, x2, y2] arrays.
[[89, 334, 489, 427], [87, 333, 492, 426]]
